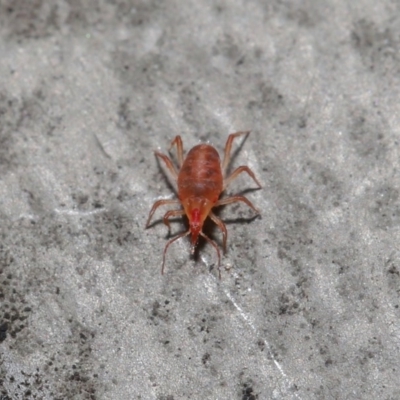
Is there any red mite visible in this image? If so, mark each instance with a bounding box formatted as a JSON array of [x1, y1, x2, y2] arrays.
[[145, 131, 261, 278]]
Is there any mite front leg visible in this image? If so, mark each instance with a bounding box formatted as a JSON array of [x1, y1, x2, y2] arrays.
[[200, 231, 222, 279], [209, 211, 228, 252], [162, 229, 191, 274], [215, 195, 260, 215], [163, 209, 185, 231], [146, 199, 181, 228]]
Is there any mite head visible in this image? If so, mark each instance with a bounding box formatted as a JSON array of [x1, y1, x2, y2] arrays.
[[182, 197, 213, 253]]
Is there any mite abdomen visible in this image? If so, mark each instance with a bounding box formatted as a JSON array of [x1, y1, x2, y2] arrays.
[[178, 144, 223, 199]]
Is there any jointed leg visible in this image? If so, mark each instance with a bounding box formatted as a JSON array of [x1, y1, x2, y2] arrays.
[[169, 135, 184, 168], [200, 231, 222, 279], [209, 211, 228, 253], [155, 151, 179, 180], [146, 199, 180, 227], [221, 131, 250, 174], [163, 209, 185, 231], [215, 195, 260, 214], [223, 165, 262, 191], [162, 229, 190, 274]]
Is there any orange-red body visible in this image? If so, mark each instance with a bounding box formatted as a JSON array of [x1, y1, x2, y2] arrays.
[[146, 132, 261, 278], [178, 144, 222, 248]]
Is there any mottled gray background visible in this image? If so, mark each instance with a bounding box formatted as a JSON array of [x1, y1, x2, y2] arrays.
[[1, 1, 400, 399]]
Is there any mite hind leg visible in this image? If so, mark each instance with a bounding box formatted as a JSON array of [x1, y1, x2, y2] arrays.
[[223, 165, 262, 191], [146, 199, 181, 227], [215, 195, 260, 215], [169, 135, 184, 168], [155, 151, 179, 180], [221, 131, 250, 174], [209, 211, 228, 253]]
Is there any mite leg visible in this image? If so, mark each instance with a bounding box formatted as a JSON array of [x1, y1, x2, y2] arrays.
[[221, 131, 250, 174], [223, 165, 262, 191], [169, 135, 184, 168], [215, 195, 260, 214], [200, 231, 222, 279], [146, 199, 181, 228], [163, 209, 185, 231], [209, 211, 228, 253], [155, 151, 179, 180], [162, 229, 190, 274]]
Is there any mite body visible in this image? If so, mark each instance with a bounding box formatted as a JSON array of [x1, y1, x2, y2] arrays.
[[146, 131, 261, 278]]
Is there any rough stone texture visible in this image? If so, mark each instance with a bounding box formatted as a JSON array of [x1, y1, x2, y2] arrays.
[[0, 1, 400, 399]]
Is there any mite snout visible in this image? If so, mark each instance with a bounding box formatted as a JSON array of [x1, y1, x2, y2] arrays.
[[190, 222, 201, 252]]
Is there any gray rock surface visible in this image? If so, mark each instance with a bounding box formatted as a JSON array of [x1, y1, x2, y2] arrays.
[[0, 1, 399, 399]]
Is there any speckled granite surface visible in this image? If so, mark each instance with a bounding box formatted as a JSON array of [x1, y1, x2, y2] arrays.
[[0, 1, 400, 399]]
